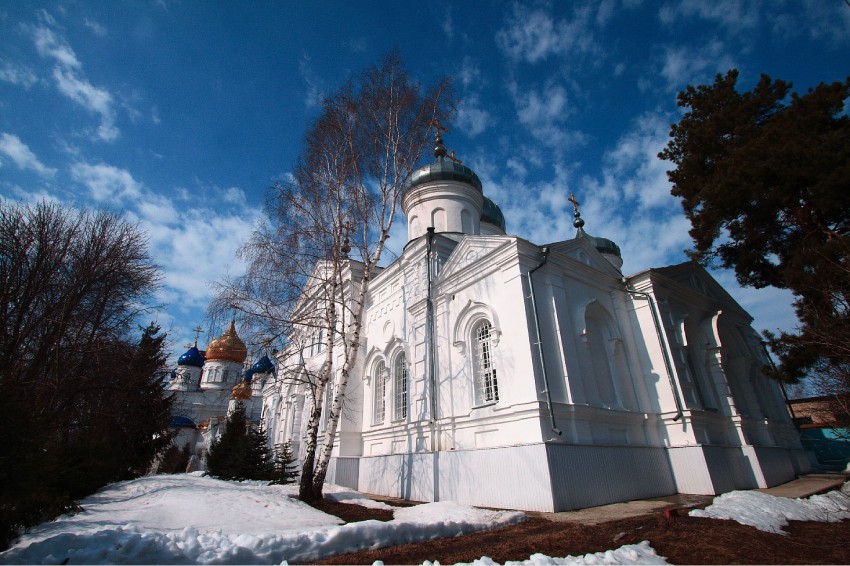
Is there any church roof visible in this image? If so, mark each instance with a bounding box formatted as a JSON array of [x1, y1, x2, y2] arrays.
[[205, 319, 248, 364], [402, 121, 482, 195], [168, 415, 197, 429], [402, 158, 482, 195], [177, 346, 204, 368], [251, 355, 275, 375], [481, 196, 506, 231], [571, 194, 621, 259], [579, 229, 622, 258], [231, 379, 253, 400]]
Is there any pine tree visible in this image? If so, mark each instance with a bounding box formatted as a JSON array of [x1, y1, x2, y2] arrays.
[[659, 70, 850, 403], [206, 405, 273, 481], [271, 442, 299, 485]]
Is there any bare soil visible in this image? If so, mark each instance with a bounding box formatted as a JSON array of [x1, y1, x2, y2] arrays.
[[306, 500, 850, 565]]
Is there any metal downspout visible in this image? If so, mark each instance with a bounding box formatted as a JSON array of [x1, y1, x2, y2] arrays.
[[762, 341, 797, 423], [623, 280, 683, 421], [426, 227, 439, 451], [527, 246, 562, 436]]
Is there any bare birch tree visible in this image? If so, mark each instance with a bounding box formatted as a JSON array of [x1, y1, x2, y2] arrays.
[[213, 52, 453, 501]]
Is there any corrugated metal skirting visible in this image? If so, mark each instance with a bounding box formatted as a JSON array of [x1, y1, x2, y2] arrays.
[[546, 444, 677, 511]]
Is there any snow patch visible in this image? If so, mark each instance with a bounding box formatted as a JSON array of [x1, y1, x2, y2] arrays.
[[690, 481, 850, 533], [426, 540, 668, 565], [1, 474, 525, 564]]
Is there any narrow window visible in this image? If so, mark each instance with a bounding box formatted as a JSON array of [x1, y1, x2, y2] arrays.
[[374, 361, 386, 424], [322, 383, 334, 431], [474, 320, 499, 405], [394, 353, 407, 420]]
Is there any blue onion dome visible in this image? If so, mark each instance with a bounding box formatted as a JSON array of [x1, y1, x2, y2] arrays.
[[177, 346, 204, 368], [481, 196, 506, 231], [168, 416, 197, 429], [251, 355, 275, 375], [243, 368, 255, 383]]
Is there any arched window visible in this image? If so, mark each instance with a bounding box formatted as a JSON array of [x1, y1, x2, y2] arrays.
[[473, 320, 499, 405], [578, 302, 627, 408], [373, 360, 386, 424], [394, 353, 407, 420]]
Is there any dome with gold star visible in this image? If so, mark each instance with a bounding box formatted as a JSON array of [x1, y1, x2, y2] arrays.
[[205, 319, 248, 364]]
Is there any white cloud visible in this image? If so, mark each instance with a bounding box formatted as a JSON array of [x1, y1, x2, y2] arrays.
[[28, 19, 120, 142], [456, 96, 492, 138], [599, 112, 676, 211], [0, 133, 57, 177], [457, 57, 482, 90], [5, 183, 60, 204], [143, 207, 258, 312], [442, 6, 454, 40], [71, 162, 142, 202], [83, 17, 107, 37], [658, 40, 737, 92], [64, 160, 262, 324], [222, 186, 247, 205], [135, 192, 179, 225], [659, 0, 760, 34], [0, 59, 39, 89], [516, 83, 569, 126], [510, 81, 584, 149], [769, 0, 850, 48], [299, 53, 324, 108], [52, 67, 119, 141], [31, 25, 81, 69], [496, 6, 562, 63], [495, 3, 605, 64]]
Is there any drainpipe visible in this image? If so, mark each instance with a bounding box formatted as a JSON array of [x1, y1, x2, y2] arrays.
[[527, 246, 562, 436], [623, 279, 684, 422], [762, 340, 797, 424], [426, 227, 439, 451]]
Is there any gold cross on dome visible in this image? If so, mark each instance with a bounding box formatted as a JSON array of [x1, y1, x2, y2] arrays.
[[568, 193, 581, 215], [434, 117, 448, 135], [192, 325, 203, 347]]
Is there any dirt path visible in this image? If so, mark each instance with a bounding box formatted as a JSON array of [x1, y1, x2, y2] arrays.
[[308, 500, 850, 565]]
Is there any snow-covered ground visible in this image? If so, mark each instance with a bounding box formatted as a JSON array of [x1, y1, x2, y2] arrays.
[[690, 481, 850, 534], [2, 473, 848, 565]]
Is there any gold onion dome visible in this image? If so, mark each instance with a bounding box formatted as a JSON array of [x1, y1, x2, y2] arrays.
[[205, 319, 248, 364], [231, 379, 253, 400]]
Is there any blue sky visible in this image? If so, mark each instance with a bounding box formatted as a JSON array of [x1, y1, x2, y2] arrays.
[[1, 1, 848, 360]]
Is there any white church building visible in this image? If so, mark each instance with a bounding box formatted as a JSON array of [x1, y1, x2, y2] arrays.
[[168, 131, 810, 512], [253, 131, 811, 513], [166, 322, 275, 460]]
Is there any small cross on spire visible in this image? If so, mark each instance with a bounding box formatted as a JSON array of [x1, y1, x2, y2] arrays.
[[192, 325, 204, 347], [569, 193, 585, 230], [568, 193, 581, 216]]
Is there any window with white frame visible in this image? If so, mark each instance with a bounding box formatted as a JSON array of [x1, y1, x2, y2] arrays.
[[393, 353, 407, 420], [473, 320, 499, 405], [373, 360, 386, 424]]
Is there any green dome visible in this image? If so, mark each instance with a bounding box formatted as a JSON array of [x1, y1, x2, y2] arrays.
[[573, 211, 620, 258], [585, 232, 621, 257], [402, 158, 483, 195], [481, 196, 506, 231]]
